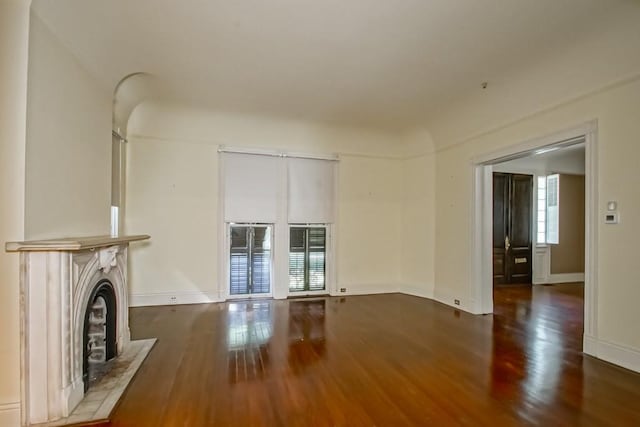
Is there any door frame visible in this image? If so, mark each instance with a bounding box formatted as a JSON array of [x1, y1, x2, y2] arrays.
[[470, 120, 598, 349], [224, 222, 275, 300], [287, 223, 333, 297]]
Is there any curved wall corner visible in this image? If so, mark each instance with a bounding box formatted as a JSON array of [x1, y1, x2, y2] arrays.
[[113, 72, 158, 137]]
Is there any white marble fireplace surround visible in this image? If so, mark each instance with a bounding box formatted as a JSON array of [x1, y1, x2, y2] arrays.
[[6, 235, 150, 426]]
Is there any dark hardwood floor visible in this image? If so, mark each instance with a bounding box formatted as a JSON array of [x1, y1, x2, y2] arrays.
[[95, 284, 640, 426]]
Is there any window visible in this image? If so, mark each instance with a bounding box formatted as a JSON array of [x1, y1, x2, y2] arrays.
[[230, 225, 272, 295], [289, 226, 326, 292], [536, 174, 559, 244]]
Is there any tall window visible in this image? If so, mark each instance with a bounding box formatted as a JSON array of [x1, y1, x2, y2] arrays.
[[230, 225, 272, 295], [289, 226, 326, 292], [536, 174, 559, 244]]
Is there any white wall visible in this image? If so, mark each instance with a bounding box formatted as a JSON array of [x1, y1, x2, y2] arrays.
[[25, 12, 112, 239], [125, 102, 410, 304], [432, 75, 640, 367], [0, 2, 29, 425], [426, 2, 640, 149], [399, 130, 437, 299]]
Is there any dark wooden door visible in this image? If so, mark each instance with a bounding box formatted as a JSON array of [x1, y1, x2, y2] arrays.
[[493, 173, 533, 285]]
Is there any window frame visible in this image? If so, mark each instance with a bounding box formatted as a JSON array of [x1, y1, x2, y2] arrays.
[[536, 174, 560, 245], [288, 224, 330, 295], [226, 222, 274, 299]]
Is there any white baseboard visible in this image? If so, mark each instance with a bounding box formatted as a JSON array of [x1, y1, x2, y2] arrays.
[[129, 291, 223, 307], [433, 288, 469, 312], [584, 335, 640, 373], [398, 283, 434, 300], [330, 284, 398, 297], [544, 273, 585, 284], [0, 402, 20, 427]]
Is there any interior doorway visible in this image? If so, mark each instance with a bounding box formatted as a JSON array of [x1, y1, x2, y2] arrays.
[[470, 121, 598, 352]]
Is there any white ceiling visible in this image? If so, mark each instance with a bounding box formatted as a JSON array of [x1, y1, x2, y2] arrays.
[[31, 0, 640, 130]]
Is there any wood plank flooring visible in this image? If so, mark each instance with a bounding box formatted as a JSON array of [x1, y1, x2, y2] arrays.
[[96, 284, 640, 426]]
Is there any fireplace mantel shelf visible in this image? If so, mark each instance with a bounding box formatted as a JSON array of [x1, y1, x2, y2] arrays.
[[5, 234, 150, 252]]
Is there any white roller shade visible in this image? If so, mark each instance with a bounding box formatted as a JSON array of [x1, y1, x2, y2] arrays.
[[222, 152, 281, 223], [287, 157, 336, 223]]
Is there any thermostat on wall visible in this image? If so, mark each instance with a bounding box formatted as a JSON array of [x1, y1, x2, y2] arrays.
[[605, 212, 619, 224]]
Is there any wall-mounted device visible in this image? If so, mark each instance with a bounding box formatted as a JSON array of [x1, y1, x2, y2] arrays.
[[605, 200, 619, 224]]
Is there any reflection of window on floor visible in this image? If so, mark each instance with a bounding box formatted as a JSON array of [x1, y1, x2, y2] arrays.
[[537, 175, 559, 244], [227, 302, 272, 349], [289, 227, 326, 292], [230, 225, 271, 295], [227, 302, 272, 383]]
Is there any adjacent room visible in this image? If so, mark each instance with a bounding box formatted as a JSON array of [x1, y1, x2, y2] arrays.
[[2, 0, 640, 426]]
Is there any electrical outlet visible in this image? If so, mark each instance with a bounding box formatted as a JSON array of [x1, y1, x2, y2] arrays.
[[454, 299, 460, 306], [169, 296, 178, 304], [340, 288, 347, 293]]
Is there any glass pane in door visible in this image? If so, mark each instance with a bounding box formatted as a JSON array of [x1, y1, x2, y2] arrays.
[[229, 225, 272, 295]]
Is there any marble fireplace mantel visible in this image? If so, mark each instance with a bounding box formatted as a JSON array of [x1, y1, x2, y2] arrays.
[[5, 234, 150, 252], [6, 235, 150, 426]]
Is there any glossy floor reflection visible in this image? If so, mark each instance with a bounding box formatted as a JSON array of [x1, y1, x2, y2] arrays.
[[104, 287, 640, 426]]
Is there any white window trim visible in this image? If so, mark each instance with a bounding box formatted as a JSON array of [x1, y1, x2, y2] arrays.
[[223, 222, 275, 300], [287, 223, 333, 296]]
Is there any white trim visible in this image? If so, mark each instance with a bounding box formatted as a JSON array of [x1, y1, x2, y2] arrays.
[[329, 285, 396, 297], [434, 287, 469, 312], [288, 290, 331, 297], [470, 164, 494, 314], [0, 402, 20, 427], [223, 223, 275, 300], [583, 126, 599, 342], [398, 284, 435, 300], [545, 273, 585, 284], [472, 129, 592, 165], [218, 145, 339, 161], [0, 402, 20, 412], [470, 120, 598, 338], [286, 224, 333, 297], [584, 335, 640, 373], [129, 291, 223, 307]]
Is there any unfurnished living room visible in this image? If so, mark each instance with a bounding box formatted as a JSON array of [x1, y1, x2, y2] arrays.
[[2, 1, 640, 426]]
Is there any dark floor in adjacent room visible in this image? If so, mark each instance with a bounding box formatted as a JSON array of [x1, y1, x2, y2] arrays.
[[95, 283, 640, 426]]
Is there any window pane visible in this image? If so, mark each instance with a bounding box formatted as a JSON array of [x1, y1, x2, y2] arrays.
[[289, 226, 326, 292], [536, 176, 547, 244], [546, 175, 559, 244], [230, 225, 271, 295]]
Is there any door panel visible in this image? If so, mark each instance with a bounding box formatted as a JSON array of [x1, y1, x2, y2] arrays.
[[289, 226, 327, 292], [230, 225, 272, 295], [509, 175, 533, 283], [492, 174, 509, 284], [492, 173, 533, 285]]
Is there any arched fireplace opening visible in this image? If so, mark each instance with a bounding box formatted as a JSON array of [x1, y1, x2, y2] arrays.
[[83, 279, 117, 392]]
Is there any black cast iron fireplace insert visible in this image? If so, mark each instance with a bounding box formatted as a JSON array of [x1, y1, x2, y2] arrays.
[[82, 279, 117, 392]]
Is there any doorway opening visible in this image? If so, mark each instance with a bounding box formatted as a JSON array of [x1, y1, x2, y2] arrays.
[[471, 121, 598, 353], [229, 224, 273, 297]]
